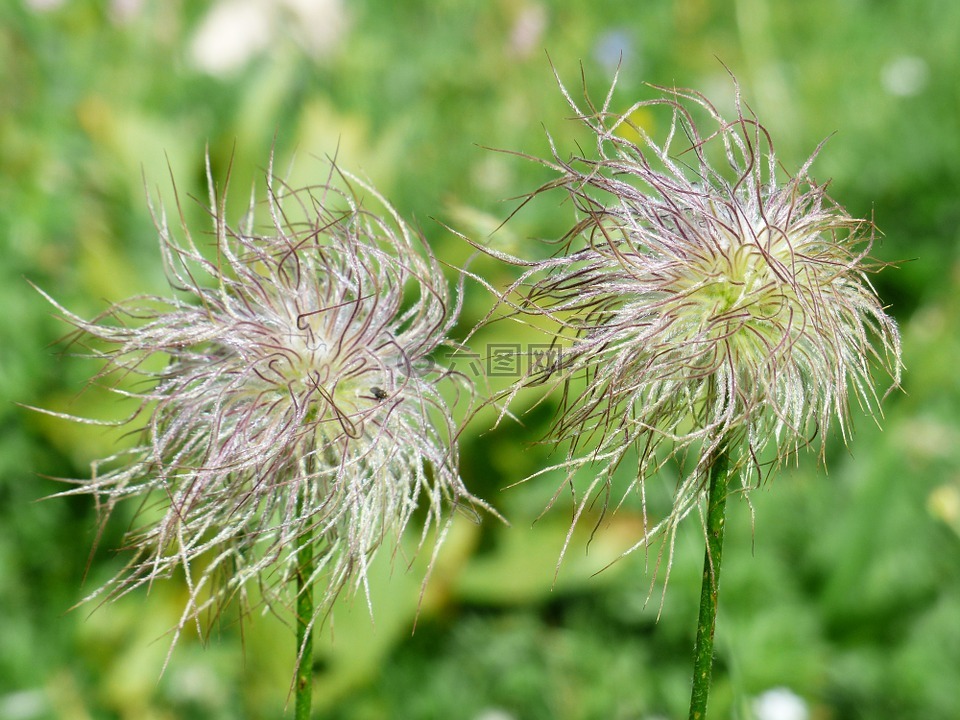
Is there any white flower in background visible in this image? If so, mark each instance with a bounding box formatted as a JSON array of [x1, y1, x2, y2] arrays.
[[880, 55, 929, 97], [24, 0, 66, 11], [507, 3, 547, 58], [753, 687, 809, 720], [190, 0, 348, 76]]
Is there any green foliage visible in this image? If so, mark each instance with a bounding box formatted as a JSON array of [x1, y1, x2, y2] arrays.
[[2, 0, 959, 718]]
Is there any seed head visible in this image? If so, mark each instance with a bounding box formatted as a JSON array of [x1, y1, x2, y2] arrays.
[[38, 157, 486, 652], [485, 74, 902, 567]]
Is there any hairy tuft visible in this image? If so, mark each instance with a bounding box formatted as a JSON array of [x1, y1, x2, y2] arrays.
[[39, 156, 489, 655], [481, 72, 902, 577]]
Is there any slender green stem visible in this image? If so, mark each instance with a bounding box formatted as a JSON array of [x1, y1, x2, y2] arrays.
[[688, 441, 732, 720], [295, 501, 314, 720]]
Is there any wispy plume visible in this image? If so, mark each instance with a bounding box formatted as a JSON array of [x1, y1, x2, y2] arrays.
[[37, 156, 488, 658], [476, 71, 902, 572]]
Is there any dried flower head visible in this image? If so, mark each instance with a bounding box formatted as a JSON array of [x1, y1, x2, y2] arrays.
[[482, 74, 902, 569], [38, 157, 486, 651]]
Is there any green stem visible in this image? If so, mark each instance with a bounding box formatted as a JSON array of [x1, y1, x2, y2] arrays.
[[295, 501, 314, 720], [688, 440, 732, 720]]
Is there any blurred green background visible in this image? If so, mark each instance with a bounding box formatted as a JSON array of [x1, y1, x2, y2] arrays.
[[3, 1, 959, 718]]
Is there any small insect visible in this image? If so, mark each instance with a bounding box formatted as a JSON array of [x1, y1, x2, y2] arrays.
[[370, 386, 388, 401]]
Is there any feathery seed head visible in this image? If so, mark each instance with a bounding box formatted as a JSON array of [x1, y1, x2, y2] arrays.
[[493, 74, 902, 561], [41, 158, 484, 646]]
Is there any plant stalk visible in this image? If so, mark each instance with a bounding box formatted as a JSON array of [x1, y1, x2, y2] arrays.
[[688, 441, 732, 720], [295, 499, 314, 720]]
